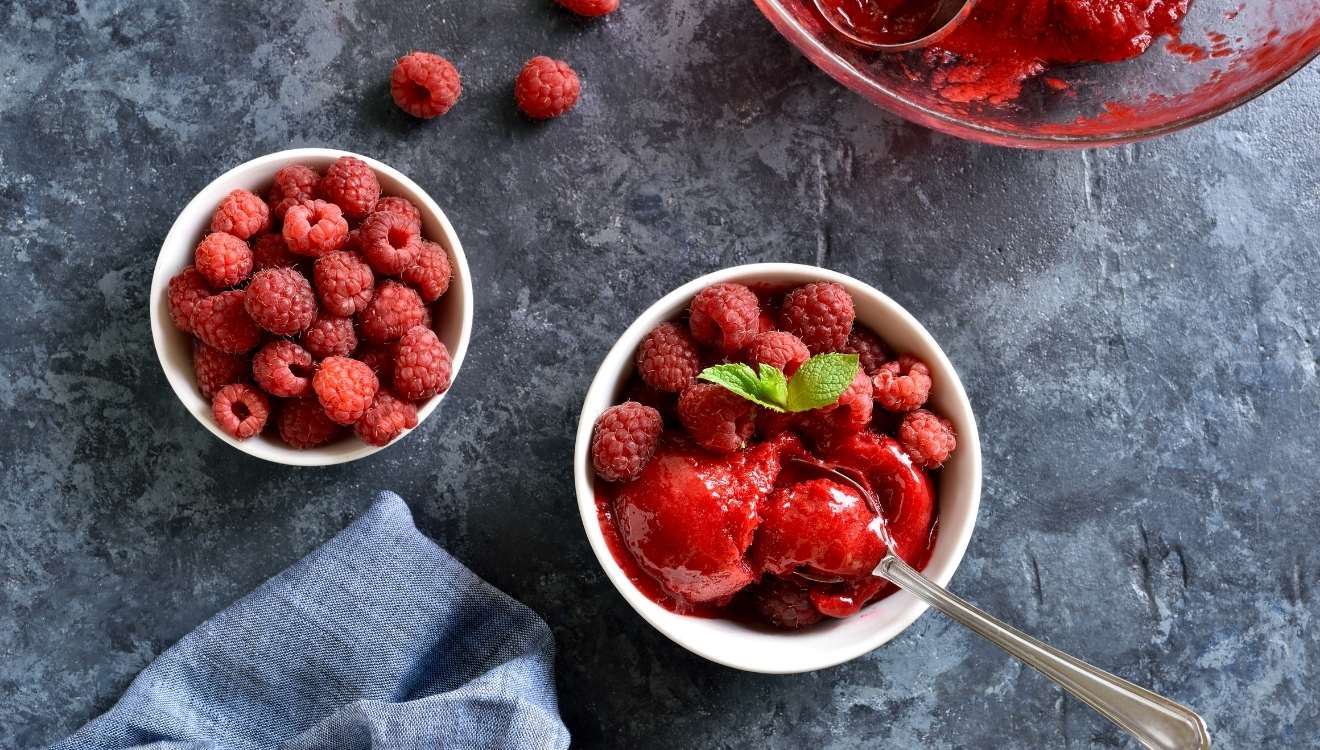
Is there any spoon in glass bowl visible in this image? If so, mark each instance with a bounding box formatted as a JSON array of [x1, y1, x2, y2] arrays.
[[786, 457, 1212, 750], [812, 0, 974, 51]]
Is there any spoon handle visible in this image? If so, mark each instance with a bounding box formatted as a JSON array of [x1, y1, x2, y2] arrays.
[[875, 555, 1211, 750]]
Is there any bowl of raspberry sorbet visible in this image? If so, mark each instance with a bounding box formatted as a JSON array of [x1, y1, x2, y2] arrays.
[[575, 263, 981, 673], [150, 148, 473, 466]]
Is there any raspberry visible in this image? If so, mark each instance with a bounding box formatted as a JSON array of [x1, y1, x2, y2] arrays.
[[400, 240, 452, 302], [752, 577, 823, 629], [252, 340, 314, 398], [556, 0, 619, 16], [320, 156, 380, 220], [898, 409, 957, 467], [209, 189, 270, 240], [742, 330, 810, 375], [355, 342, 398, 382], [357, 281, 426, 343], [635, 322, 700, 393], [283, 199, 350, 257], [313, 356, 379, 425], [353, 389, 419, 446], [677, 383, 756, 453], [192, 290, 263, 353], [375, 196, 422, 231], [809, 369, 873, 440], [343, 228, 361, 253], [251, 232, 301, 271], [514, 56, 581, 120], [211, 383, 270, 440], [393, 325, 453, 400], [359, 210, 421, 275], [391, 52, 462, 119], [301, 314, 358, 359], [167, 266, 213, 334], [313, 250, 374, 317], [872, 355, 932, 412], [242, 267, 317, 335], [688, 282, 761, 355], [193, 341, 248, 400], [591, 401, 663, 482], [267, 164, 321, 219], [277, 397, 342, 448], [194, 232, 253, 289], [779, 282, 855, 354], [623, 377, 677, 426], [842, 326, 891, 375]]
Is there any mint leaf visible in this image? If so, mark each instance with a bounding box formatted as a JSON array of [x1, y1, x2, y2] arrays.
[[758, 364, 788, 407], [785, 353, 860, 412], [698, 363, 788, 412]]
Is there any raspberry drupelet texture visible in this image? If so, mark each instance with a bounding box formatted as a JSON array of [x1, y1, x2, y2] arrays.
[[252, 340, 315, 398], [779, 281, 855, 354], [899, 409, 957, 467], [194, 232, 253, 289], [283, 199, 350, 257], [591, 401, 663, 482], [244, 267, 317, 335], [251, 232, 301, 271], [211, 383, 271, 440], [514, 56, 581, 120], [355, 342, 398, 382], [743, 330, 811, 375], [752, 577, 823, 629], [391, 52, 462, 119], [359, 210, 422, 275], [872, 355, 932, 412], [320, 156, 380, 220], [167, 266, 213, 334], [278, 397, 343, 448], [353, 389, 419, 446], [210, 189, 271, 240], [808, 369, 873, 444], [301, 314, 358, 359], [374, 196, 422, 231], [193, 341, 248, 400], [677, 383, 757, 453], [393, 325, 452, 401], [313, 356, 379, 425], [357, 281, 427, 343], [400, 240, 452, 303], [636, 322, 701, 393], [842, 326, 891, 376], [267, 164, 321, 219], [192, 290, 264, 354], [313, 250, 375, 317], [556, 0, 619, 16], [688, 282, 762, 355]]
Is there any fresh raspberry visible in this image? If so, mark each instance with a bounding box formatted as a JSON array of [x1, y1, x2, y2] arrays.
[[779, 282, 855, 354], [252, 340, 314, 398], [359, 210, 421, 275], [591, 401, 663, 482], [810, 369, 873, 439], [343, 228, 362, 253], [742, 330, 810, 375], [374, 196, 422, 231], [211, 383, 270, 440], [635, 322, 701, 393], [167, 266, 213, 334], [194, 232, 253, 288], [677, 383, 756, 453], [390, 52, 461, 119], [688, 282, 761, 355], [842, 326, 891, 375], [283, 199, 350, 258], [400, 240, 451, 303], [209, 189, 271, 240], [192, 341, 248, 400], [251, 232, 301, 271], [313, 250, 374, 316], [354, 342, 398, 382], [757, 309, 777, 334], [556, 0, 619, 16], [357, 281, 426, 343], [393, 325, 453, 401], [898, 409, 957, 467], [756, 409, 800, 440], [313, 356, 379, 425], [192, 290, 263, 354], [623, 377, 677, 426], [277, 397, 343, 448], [320, 156, 380, 220], [353, 389, 419, 446], [301, 314, 358, 359], [243, 267, 317, 335], [752, 577, 823, 629], [514, 56, 581, 120], [267, 164, 321, 219], [872, 355, 932, 412]]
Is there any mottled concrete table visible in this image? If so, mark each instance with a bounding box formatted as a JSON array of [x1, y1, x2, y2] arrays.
[[3, 2, 1319, 748]]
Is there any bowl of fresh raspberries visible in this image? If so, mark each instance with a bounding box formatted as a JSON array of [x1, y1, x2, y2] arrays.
[[575, 263, 981, 673], [150, 148, 473, 465]]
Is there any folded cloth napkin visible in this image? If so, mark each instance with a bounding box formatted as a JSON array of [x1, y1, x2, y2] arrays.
[[53, 491, 571, 750]]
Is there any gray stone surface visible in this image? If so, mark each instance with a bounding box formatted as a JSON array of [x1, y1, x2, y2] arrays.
[[2, 1, 1319, 747]]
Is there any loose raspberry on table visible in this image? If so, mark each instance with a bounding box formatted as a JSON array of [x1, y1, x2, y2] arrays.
[[779, 281, 855, 354], [167, 266, 213, 334], [556, 0, 619, 16], [267, 164, 321, 219], [193, 341, 248, 400], [251, 232, 301, 271], [743, 330, 810, 375], [591, 401, 663, 482], [313, 356, 379, 425], [252, 340, 314, 398], [313, 250, 374, 317], [320, 156, 380, 220], [898, 409, 957, 467], [301, 314, 358, 359], [400, 240, 451, 303], [841, 326, 891, 376], [357, 280, 426, 343], [374, 196, 422, 231], [391, 52, 462, 119], [636, 322, 701, 393], [677, 382, 757, 453], [515, 56, 581, 120], [688, 282, 761, 355], [872, 355, 932, 412], [209, 189, 271, 240], [359, 210, 421, 275], [192, 290, 264, 354], [353, 389, 419, 446], [283, 199, 350, 257], [752, 577, 823, 629], [211, 383, 270, 440], [393, 325, 452, 401], [243, 267, 317, 335], [194, 232, 253, 288], [277, 397, 343, 449]]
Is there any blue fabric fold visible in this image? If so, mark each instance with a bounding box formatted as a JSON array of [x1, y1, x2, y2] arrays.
[[53, 491, 570, 750]]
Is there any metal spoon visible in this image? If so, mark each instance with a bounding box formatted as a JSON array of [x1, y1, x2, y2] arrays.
[[786, 458, 1211, 750], [812, 0, 974, 52]]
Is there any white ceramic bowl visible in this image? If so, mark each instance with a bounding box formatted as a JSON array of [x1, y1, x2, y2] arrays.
[[149, 148, 474, 466], [574, 263, 982, 673]]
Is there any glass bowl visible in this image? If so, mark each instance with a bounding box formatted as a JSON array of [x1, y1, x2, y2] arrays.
[[754, 0, 1320, 148]]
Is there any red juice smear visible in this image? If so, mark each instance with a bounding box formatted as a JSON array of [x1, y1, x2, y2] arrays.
[[816, 0, 944, 45]]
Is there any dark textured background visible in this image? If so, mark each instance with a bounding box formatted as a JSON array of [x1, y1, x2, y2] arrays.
[[3, 1, 1319, 748]]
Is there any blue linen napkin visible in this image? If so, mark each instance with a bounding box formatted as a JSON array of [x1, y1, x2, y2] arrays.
[[53, 491, 571, 750]]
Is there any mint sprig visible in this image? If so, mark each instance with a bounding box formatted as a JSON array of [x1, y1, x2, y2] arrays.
[[698, 353, 859, 413]]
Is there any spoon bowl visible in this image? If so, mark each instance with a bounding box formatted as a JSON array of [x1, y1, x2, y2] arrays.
[[811, 0, 973, 51]]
